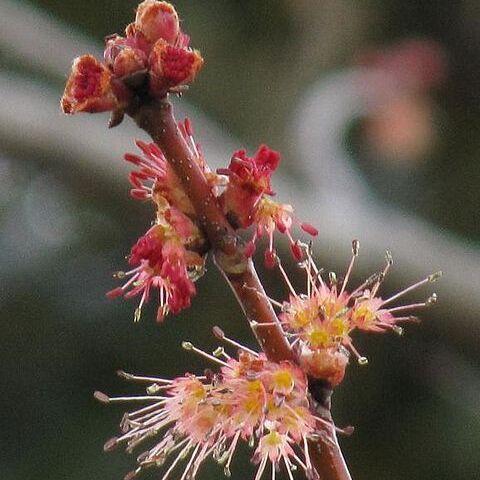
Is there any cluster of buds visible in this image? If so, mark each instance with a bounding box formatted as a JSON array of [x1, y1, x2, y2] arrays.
[[271, 242, 440, 386], [61, 0, 203, 123], [96, 330, 342, 480], [218, 145, 318, 267]]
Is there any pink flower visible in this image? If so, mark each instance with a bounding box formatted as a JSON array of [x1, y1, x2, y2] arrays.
[[246, 196, 318, 268], [272, 241, 440, 385], [219, 145, 317, 267], [219, 145, 280, 228], [97, 338, 328, 480], [107, 223, 202, 322]]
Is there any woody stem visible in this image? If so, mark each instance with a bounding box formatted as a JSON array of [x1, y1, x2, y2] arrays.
[[128, 96, 352, 480]]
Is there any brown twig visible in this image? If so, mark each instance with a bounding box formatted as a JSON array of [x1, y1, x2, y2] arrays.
[[128, 96, 352, 480]]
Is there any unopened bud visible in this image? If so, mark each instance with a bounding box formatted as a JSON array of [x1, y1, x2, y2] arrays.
[[135, 0, 180, 44]]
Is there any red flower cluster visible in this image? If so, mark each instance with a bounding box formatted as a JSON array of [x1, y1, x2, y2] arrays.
[[108, 119, 212, 322], [61, 1, 203, 117], [219, 145, 318, 267]]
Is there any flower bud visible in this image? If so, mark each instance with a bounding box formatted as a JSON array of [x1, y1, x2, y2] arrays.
[[61, 55, 119, 114], [113, 47, 147, 78], [135, 0, 180, 44], [298, 346, 349, 387], [149, 39, 204, 92]]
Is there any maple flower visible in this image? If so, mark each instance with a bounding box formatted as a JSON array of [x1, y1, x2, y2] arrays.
[[125, 118, 220, 216], [270, 241, 440, 385], [96, 334, 329, 480], [107, 221, 204, 322], [61, 1, 203, 120], [219, 145, 317, 267]]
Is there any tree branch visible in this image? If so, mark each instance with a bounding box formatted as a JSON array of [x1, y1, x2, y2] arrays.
[[128, 96, 352, 480]]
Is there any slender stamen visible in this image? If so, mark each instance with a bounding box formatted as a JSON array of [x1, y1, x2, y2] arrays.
[[283, 456, 295, 480], [387, 295, 437, 313], [94, 391, 167, 403], [212, 326, 259, 357], [117, 371, 173, 384], [381, 272, 442, 306], [182, 341, 230, 367], [277, 259, 298, 297], [344, 341, 368, 365], [128, 401, 166, 419], [371, 250, 393, 297], [339, 240, 359, 296], [179, 444, 200, 480], [254, 455, 268, 480], [161, 441, 193, 480]]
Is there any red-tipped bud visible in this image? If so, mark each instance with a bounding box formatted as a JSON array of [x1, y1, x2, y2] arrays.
[[135, 0, 180, 45], [301, 222, 318, 236], [61, 55, 119, 114]]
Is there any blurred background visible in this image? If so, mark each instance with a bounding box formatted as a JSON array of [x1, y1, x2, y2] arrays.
[[1, 1, 479, 479]]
